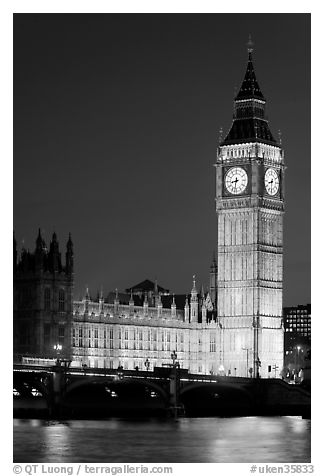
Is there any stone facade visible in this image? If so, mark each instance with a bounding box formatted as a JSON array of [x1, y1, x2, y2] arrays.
[[70, 278, 221, 374], [13, 230, 73, 360], [214, 46, 285, 378]]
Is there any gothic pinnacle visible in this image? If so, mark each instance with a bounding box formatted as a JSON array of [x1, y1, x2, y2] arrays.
[[247, 34, 254, 53]]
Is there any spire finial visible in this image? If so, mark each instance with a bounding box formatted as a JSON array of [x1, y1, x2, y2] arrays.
[[129, 288, 134, 305], [192, 274, 197, 294], [278, 129, 282, 145], [218, 127, 223, 144], [247, 34, 254, 54]]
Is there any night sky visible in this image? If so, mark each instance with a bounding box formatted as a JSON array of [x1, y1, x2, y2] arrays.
[[13, 13, 310, 306]]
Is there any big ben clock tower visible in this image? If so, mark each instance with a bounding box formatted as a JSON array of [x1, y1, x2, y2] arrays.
[[215, 40, 284, 378]]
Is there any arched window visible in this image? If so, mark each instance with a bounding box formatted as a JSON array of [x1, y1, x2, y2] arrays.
[[58, 289, 65, 311]]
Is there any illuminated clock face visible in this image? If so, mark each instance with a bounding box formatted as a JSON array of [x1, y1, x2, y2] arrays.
[[225, 167, 248, 195], [264, 168, 279, 195]]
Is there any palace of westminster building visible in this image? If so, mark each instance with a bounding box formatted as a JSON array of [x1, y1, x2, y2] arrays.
[[13, 43, 285, 378]]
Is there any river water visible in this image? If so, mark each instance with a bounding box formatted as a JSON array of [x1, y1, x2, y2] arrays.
[[13, 416, 310, 463]]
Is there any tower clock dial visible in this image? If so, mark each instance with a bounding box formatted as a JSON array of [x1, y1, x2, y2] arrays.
[[225, 167, 248, 195], [264, 168, 279, 196]]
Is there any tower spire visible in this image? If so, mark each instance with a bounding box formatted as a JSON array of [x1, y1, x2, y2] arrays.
[[235, 39, 264, 101], [65, 232, 74, 275], [220, 40, 277, 146], [247, 34, 254, 54]]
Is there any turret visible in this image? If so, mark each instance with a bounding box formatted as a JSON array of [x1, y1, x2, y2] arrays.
[[154, 278, 159, 307], [157, 292, 163, 318], [129, 289, 134, 317], [143, 291, 148, 317], [209, 251, 217, 306], [171, 294, 176, 318], [84, 286, 90, 315], [184, 295, 189, 322], [65, 233, 74, 275], [99, 287, 104, 314], [114, 288, 119, 316], [35, 228, 46, 272], [201, 296, 207, 323], [48, 232, 61, 273], [190, 275, 198, 323]]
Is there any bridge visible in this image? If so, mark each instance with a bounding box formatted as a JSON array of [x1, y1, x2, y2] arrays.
[[13, 363, 311, 419]]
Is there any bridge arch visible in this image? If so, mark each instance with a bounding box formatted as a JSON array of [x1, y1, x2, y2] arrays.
[[13, 371, 51, 400], [179, 381, 254, 415], [65, 376, 169, 402]]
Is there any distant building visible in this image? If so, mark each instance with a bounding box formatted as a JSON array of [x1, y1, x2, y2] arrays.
[[283, 304, 311, 371]]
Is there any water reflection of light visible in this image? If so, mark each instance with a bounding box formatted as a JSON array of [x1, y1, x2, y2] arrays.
[[30, 419, 41, 427], [70, 419, 121, 430], [14, 418, 42, 427], [14, 417, 311, 463], [282, 416, 310, 434], [42, 424, 71, 461]]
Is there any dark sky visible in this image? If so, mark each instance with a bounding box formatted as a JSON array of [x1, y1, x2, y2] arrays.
[[13, 13, 310, 306]]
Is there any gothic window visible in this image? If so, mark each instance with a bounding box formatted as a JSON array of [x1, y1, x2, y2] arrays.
[[94, 327, 98, 348], [58, 289, 65, 312], [44, 288, 51, 311], [209, 333, 216, 352], [79, 328, 83, 347], [109, 328, 114, 349]]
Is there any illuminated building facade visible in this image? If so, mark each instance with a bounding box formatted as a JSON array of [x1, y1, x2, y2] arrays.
[[13, 43, 285, 378], [214, 40, 285, 377], [71, 277, 218, 374]]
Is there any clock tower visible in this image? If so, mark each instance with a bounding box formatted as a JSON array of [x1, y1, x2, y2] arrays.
[[215, 41, 284, 378]]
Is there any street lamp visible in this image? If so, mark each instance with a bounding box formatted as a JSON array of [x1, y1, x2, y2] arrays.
[[295, 345, 301, 373], [54, 343, 62, 364], [144, 358, 150, 371], [295, 345, 302, 379], [171, 350, 177, 367]]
